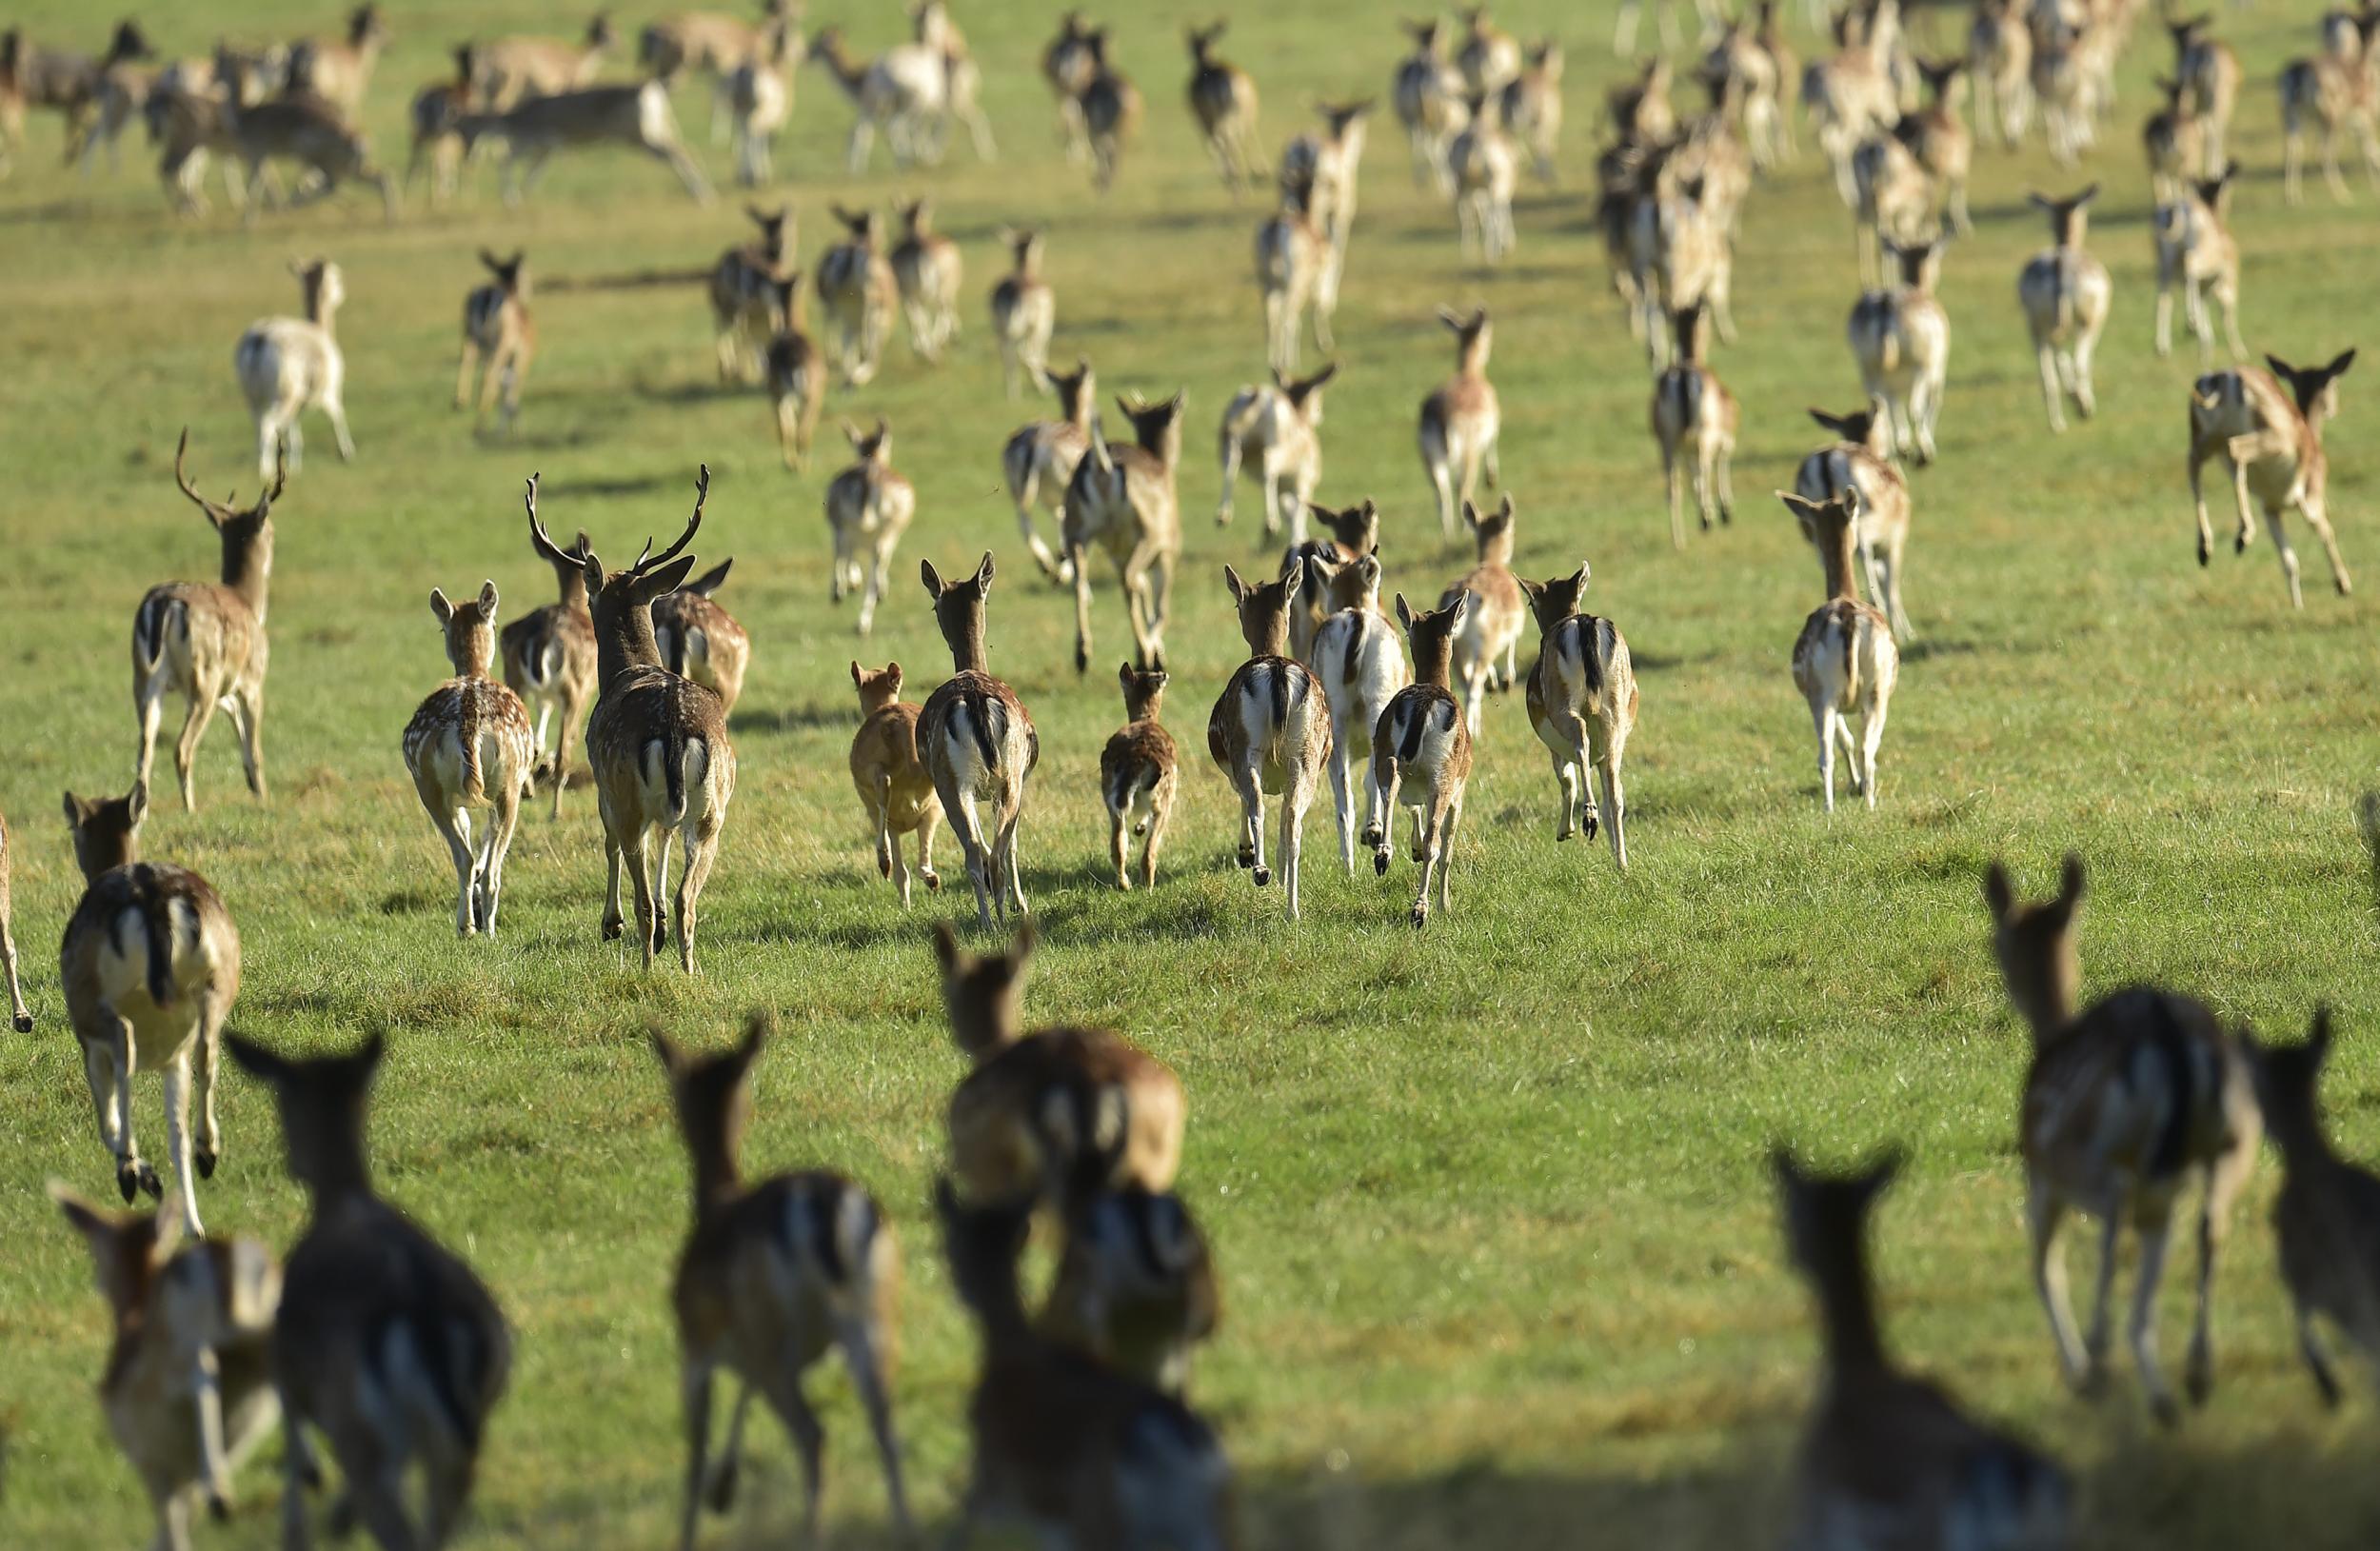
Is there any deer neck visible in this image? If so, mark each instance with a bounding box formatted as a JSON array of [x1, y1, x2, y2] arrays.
[[1242, 610, 1289, 658], [942, 613, 989, 675], [224, 527, 272, 620], [555, 562, 590, 617], [298, 1142, 374, 1208], [1811, 1254, 1891, 1378], [594, 595, 664, 687], [686, 1131, 744, 1217], [1457, 337, 1490, 377], [1819, 521, 1862, 604], [1412, 636, 1457, 688]]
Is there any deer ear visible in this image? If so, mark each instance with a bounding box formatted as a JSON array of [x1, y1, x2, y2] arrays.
[[931, 921, 962, 975], [2077, 182, 2099, 206], [2330, 348, 2358, 378], [2267, 354, 2294, 381], [477, 580, 500, 616], [738, 1013, 769, 1063], [1280, 553, 1304, 594], [1223, 564, 1249, 604], [1982, 862, 2014, 923], [850, 660, 864, 687], [1119, 660, 1137, 691], [63, 790, 82, 826], [1857, 1145, 1906, 1201], [430, 588, 455, 626], [973, 551, 996, 592], [223, 1033, 286, 1084], [1395, 592, 1415, 630], [2058, 852, 2086, 908], [920, 558, 944, 598], [1571, 562, 1592, 591], [886, 661, 902, 686], [1460, 500, 1481, 530], [2027, 191, 2052, 210]]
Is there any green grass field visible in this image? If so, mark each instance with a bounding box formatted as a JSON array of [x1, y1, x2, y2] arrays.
[[4, 0, 2380, 1544]]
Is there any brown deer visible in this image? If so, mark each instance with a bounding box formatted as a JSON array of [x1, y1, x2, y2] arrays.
[[826, 419, 918, 638], [762, 271, 824, 472], [1418, 306, 1501, 542], [1043, 1186, 1220, 1396], [456, 79, 712, 207], [1311, 542, 1408, 871], [1848, 238, 1951, 467], [642, 2, 802, 148], [709, 204, 794, 384], [1101, 663, 1179, 890], [817, 204, 896, 387], [651, 559, 750, 716], [2171, 13, 2241, 171], [1896, 57, 1973, 234], [848, 660, 942, 905], [1064, 392, 1186, 674], [1217, 364, 1335, 544], [651, 1020, 911, 1551], [219, 86, 397, 223], [2281, 13, 2380, 205], [405, 583, 536, 938], [990, 227, 1057, 399], [234, 257, 354, 481], [1792, 404, 1914, 642], [454, 249, 534, 436], [2153, 165, 2246, 366], [1208, 562, 1333, 920], [1002, 358, 1097, 583], [225, 1031, 510, 1551], [2188, 350, 2356, 605], [1781, 488, 1898, 812], [1254, 173, 1334, 372], [1282, 498, 1385, 664], [1393, 18, 1471, 193], [1499, 40, 1563, 181], [1520, 565, 1636, 867], [0, 806, 30, 1029], [473, 11, 619, 108], [1186, 20, 1262, 192], [502, 520, 598, 817], [1650, 303, 1739, 548], [919, 553, 1040, 927], [287, 5, 388, 121], [890, 196, 962, 361], [1077, 32, 1142, 192], [1439, 496, 1525, 736], [405, 45, 478, 209], [1278, 99, 1373, 260], [2016, 187, 2111, 436], [1042, 12, 1101, 160], [1369, 593, 1475, 929], [134, 430, 286, 812]]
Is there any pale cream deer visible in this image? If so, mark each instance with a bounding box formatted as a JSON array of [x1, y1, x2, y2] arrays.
[[404, 582, 535, 938], [826, 419, 918, 636]]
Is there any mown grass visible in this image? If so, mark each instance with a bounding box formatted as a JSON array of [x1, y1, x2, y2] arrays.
[[2, 0, 2379, 1545]]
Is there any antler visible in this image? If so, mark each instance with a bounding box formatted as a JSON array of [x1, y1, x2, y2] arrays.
[[171, 428, 236, 524], [631, 464, 709, 575], [525, 471, 583, 567]]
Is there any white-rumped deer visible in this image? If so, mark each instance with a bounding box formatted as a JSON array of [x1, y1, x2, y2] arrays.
[[405, 583, 535, 938], [1208, 562, 1332, 920], [1044, 1186, 1220, 1397], [457, 79, 712, 207], [1440, 496, 1525, 736], [1368, 593, 1475, 929], [1312, 546, 1409, 871], [2154, 165, 2246, 365], [919, 554, 1040, 928], [709, 205, 794, 384], [1393, 18, 1471, 192], [807, 24, 946, 174], [2017, 186, 2111, 435], [1217, 364, 1335, 544], [287, 6, 387, 120], [652, 557, 752, 713], [1064, 392, 1186, 674], [1447, 89, 1518, 263], [990, 227, 1057, 400], [1847, 238, 1950, 466], [234, 258, 353, 482], [1781, 488, 1898, 812], [724, 16, 798, 186], [455, 249, 535, 436], [1418, 306, 1501, 543], [1101, 663, 1179, 890], [1520, 565, 1636, 866], [762, 271, 823, 472], [1002, 358, 1096, 583], [817, 204, 896, 388], [1793, 403, 1914, 642], [891, 196, 962, 361], [1077, 33, 1142, 192], [2171, 13, 2241, 172], [2188, 350, 2357, 606], [849, 660, 942, 905], [473, 11, 617, 108], [1650, 303, 1739, 548], [1255, 173, 1335, 372], [502, 519, 597, 817], [826, 419, 918, 636], [1186, 21, 1262, 192], [1279, 99, 1373, 263]]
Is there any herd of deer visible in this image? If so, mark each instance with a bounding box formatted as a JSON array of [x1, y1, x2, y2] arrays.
[[7, 3, 2380, 1549]]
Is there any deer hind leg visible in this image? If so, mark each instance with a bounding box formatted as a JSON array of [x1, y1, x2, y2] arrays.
[[134, 673, 167, 805], [951, 787, 996, 928], [160, 1052, 203, 1240], [674, 822, 721, 975], [482, 775, 524, 935], [0, 910, 25, 1031], [1663, 440, 1687, 549], [1328, 728, 1359, 872], [1856, 693, 1889, 808], [1108, 793, 1133, 890], [2297, 490, 2353, 597], [1809, 695, 1838, 813], [2266, 505, 2306, 608], [2130, 1211, 2182, 1424], [455, 339, 480, 409], [2035, 340, 2068, 433], [1141, 785, 1171, 889], [229, 682, 266, 799], [598, 814, 627, 943], [995, 801, 1029, 921], [1232, 762, 1268, 883], [172, 687, 218, 811], [1068, 540, 1096, 674], [2027, 1179, 2092, 1389], [1279, 766, 1313, 921], [2325, 122, 2350, 201], [915, 805, 942, 893], [840, 1317, 914, 1540]]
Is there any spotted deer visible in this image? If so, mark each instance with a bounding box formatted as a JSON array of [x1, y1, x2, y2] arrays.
[[1780, 488, 1897, 812], [1208, 562, 1333, 920], [453, 250, 534, 437], [0, 806, 29, 1030], [1968, 0, 2033, 149], [1447, 90, 1518, 263], [890, 197, 962, 361], [849, 660, 942, 905], [503, 519, 598, 817], [536, 469, 738, 971], [1366, 594, 1474, 929], [990, 227, 1057, 399], [1439, 496, 1525, 737], [474, 11, 617, 108], [2280, 16, 2380, 206], [2170, 13, 2240, 172], [1774, 1146, 2073, 1551], [1418, 306, 1501, 543], [456, 79, 712, 207], [2188, 350, 2357, 606], [825, 419, 917, 636], [1101, 664, 1179, 891], [2153, 166, 2245, 366], [234, 258, 353, 482], [1793, 403, 1914, 643], [1077, 33, 1142, 192], [1064, 392, 1186, 674], [1043, 1186, 1220, 1396], [762, 271, 824, 472], [919, 553, 1040, 928], [709, 205, 794, 384], [1002, 358, 1097, 583], [724, 16, 798, 186], [1282, 498, 1383, 663], [651, 1021, 911, 1551], [405, 583, 535, 939], [1311, 547, 1409, 871], [1651, 304, 1739, 549], [287, 5, 387, 121], [2014, 187, 2110, 437], [134, 431, 286, 812], [225, 1032, 510, 1551], [816, 204, 896, 387], [652, 560, 752, 713], [1982, 854, 2263, 1423], [1186, 21, 1262, 192], [1519, 565, 1636, 865], [1393, 18, 1471, 193], [1848, 239, 1950, 466], [1217, 364, 1335, 544], [50, 1185, 281, 1551], [1256, 173, 1336, 372], [1278, 100, 1373, 261]]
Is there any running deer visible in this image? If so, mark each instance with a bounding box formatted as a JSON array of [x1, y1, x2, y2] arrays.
[[1609, 57, 1676, 152], [2017, 186, 2110, 434], [1447, 90, 1518, 263], [1847, 238, 1950, 467], [1312, 544, 1409, 870], [1064, 391, 1186, 674], [652, 559, 751, 712], [1042, 12, 1100, 156], [1002, 358, 1097, 583], [457, 79, 712, 207], [934, 1182, 1233, 1548], [1043, 1186, 1220, 1396], [2188, 350, 2357, 606], [1650, 303, 1739, 549], [725, 16, 798, 187], [1185, 21, 1262, 193], [1394, 18, 1471, 192], [763, 272, 824, 472], [5, 21, 151, 170], [709, 205, 794, 384], [537, 469, 739, 971], [919, 553, 1040, 928], [1520, 565, 1636, 866], [1499, 40, 1563, 181], [134, 430, 286, 812], [2243, 1008, 2380, 1408], [1440, 496, 1526, 737], [225, 1032, 510, 1551], [1208, 562, 1332, 919], [1628, 151, 1737, 365], [651, 1021, 912, 1551], [2154, 166, 2245, 366], [75, 25, 157, 179], [1101, 663, 1179, 890], [1705, 11, 1791, 172], [1278, 100, 1373, 261], [1793, 403, 1914, 642], [1780, 488, 1898, 813], [234, 258, 354, 482], [1774, 1146, 2073, 1551], [642, 2, 801, 147], [932, 923, 1185, 1206], [218, 80, 397, 223], [60, 783, 238, 1242], [990, 227, 1058, 400], [1255, 173, 1336, 372], [2143, 74, 2200, 205], [1368, 593, 1475, 929], [503, 520, 598, 817], [1982, 854, 2263, 1422], [287, 6, 387, 121], [1896, 57, 1972, 234], [911, 1, 997, 165], [1457, 6, 1522, 95], [2281, 15, 2380, 206], [1804, 4, 1901, 205], [0, 806, 29, 1030], [816, 204, 896, 388], [50, 1185, 281, 1551], [146, 62, 266, 219], [1967, 0, 2031, 149], [806, 24, 946, 175], [2170, 13, 2240, 172], [1418, 306, 1502, 543], [1282, 497, 1384, 664], [1077, 33, 1142, 192], [2029, 11, 2102, 169], [848, 660, 942, 905], [454, 249, 534, 437], [1218, 364, 1335, 544], [474, 11, 617, 108], [891, 197, 962, 362], [826, 419, 918, 636], [405, 583, 535, 938], [1850, 130, 1932, 288], [405, 46, 477, 209]]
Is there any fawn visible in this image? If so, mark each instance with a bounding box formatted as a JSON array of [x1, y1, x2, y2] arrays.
[[849, 660, 943, 905], [709, 204, 794, 384], [1063, 392, 1186, 674], [1255, 173, 1335, 372], [1792, 404, 1914, 643], [990, 227, 1058, 399], [816, 203, 896, 387], [1312, 547, 1410, 871], [2188, 350, 2357, 604], [234, 258, 353, 481], [1217, 364, 1335, 545], [1848, 238, 1951, 466], [1002, 358, 1098, 583], [454, 249, 534, 436], [1186, 21, 1262, 192], [1393, 18, 1471, 193], [1650, 302, 1739, 548], [891, 196, 962, 361], [0, 805, 28, 1029], [403, 583, 535, 937], [762, 271, 824, 472], [1519, 565, 1637, 868], [2153, 165, 2246, 366], [1101, 662, 1179, 890]]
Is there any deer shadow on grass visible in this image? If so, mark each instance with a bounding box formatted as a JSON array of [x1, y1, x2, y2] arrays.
[[729, 701, 848, 737]]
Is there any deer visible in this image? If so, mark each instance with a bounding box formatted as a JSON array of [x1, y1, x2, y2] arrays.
[[911, 1, 998, 165], [2170, 13, 2240, 172], [503, 519, 599, 819], [1043, 1186, 1220, 1397], [1780, 488, 1899, 813], [652, 559, 751, 713], [724, 16, 799, 187], [826, 419, 918, 637], [1804, 4, 1902, 205], [1101, 663, 1179, 891], [50, 1184, 282, 1551], [286, 6, 388, 122], [807, 25, 945, 174], [1849, 130, 1933, 287], [1278, 100, 1373, 263], [1418, 306, 1502, 545], [709, 205, 794, 384], [456, 79, 712, 207], [1497, 40, 1563, 181], [918, 553, 1040, 928], [1064, 392, 1186, 675], [642, 1, 802, 147], [2153, 165, 2246, 366], [1628, 153, 1737, 366], [405, 583, 536, 939], [218, 76, 397, 223], [453, 250, 534, 437], [1608, 56, 1676, 149], [1651, 303, 1739, 549], [990, 227, 1058, 400], [404, 46, 478, 209], [1519, 565, 1636, 866], [1282, 498, 1384, 663], [1255, 173, 1336, 372], [233, 258, 352, 484], [0, 806, 28, 1030], [74, 23, 160, 179], [2189, 350, 2358, 606], [1365, 594, 1475, 929], [1076, 32, 1142, 193], [1704, 11, 1791, 172], [1793, 403, 1914, 643], [1847, 238, 1950, 467], [144, 59, 268, 218], [1218, 364, 1336, 546], [3, 21, 152, 170], [1042, 11, 1101, 161], [1896, 58, 1972, 235], [1456, 6, 1521, 95], [473, 12, 618, 109], [2281, 15, 2380, 206], [1438, 496, 1526, 737], [762, 272, 824, 473], [1982, 854, 2263, 1423], [1208, 561, 1333, 920], [1393, 17, 1472, 193], [135, 431, 287, 813], [891, 197, 962, 362], [1186, 21, 1262, 193], [849, 660, 942, 905], [535, 468, 738, 972], [2028, 11, 2104, 169], [1447, 90, 1518, 263], [2142, 74, 2200, 206], [1774, 1145, 2073, 1551], [816, 204, 896, 388], [1002, 359, 1097, 585], [1309, 544, 1408, 871], [2017, 186, 2110, 435], [225, 1031, 509, 1551], [1966, 0, 2031, 149], [934, 1181, 1234, 1548], [650, 1020, 912, 1551]]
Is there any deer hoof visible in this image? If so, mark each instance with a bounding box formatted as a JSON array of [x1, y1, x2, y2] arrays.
[[1253, 865, 1272, 886], [1235, 845, 1255, 870], [601, 917, 624, 942], [116, 1160, 141, 1203], [2197, 538, 2211, 567], [921, 868, 942, 891], [1373, 849, 1390, 877], [208, 1492, 231, 1521], [1582, 814, 1600, 842], [10, 1013, 29, 1032], [195, 1146, 218, 1181], [136, 1162, 163, 1202], [1411, 905, 1428, 930]]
